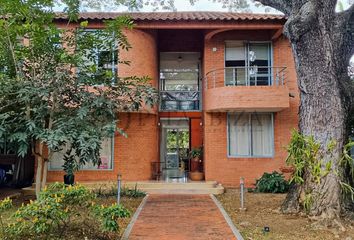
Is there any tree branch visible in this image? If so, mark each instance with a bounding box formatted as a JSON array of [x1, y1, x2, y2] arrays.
[[255, 0, 292, 15], [337, 3, 354, 58], [343, 3, 354, 19], [346, 4, 354, 57]]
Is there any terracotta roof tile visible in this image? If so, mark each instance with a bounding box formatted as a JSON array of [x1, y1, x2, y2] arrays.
[[55, 11, 285, 21]]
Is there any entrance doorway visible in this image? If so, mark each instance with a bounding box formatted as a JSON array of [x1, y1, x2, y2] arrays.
[[160, 119, 189, 182]]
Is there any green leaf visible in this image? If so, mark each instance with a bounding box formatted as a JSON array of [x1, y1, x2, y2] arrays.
[[80, 21, 89, 28]]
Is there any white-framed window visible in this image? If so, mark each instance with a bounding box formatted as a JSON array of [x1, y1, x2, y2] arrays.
[[228, 113, 274, 157], [49, 137, 114, 170], [78, 29, 118, 84], [225, 41, 272, 86]]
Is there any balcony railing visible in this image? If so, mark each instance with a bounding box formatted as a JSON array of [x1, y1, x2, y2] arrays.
[[159, 69, 200, 111], [204, 66, 287, 89], [160, 90, 200, 111]]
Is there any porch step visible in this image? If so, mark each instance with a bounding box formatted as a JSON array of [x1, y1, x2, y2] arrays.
[[87, 181, 225, 195], [138, 185, 224, 195], [22, 186, 36, 197], [22, 181, 225, 196]]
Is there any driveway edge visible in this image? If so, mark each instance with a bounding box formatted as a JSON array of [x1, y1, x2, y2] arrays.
[[210, 194, 244, 240], [121, 194, 149, 240]]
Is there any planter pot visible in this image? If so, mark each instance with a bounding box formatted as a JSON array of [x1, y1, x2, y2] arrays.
[[279, 166, 294, 174], [64, 174, 75, 185], [189, 171, 204, 181], [190, 157, 200, 172]]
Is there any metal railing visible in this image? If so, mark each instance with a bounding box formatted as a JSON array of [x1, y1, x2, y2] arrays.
[[204, 66, 287, 89], [159, 70, 201, 111], [160, 90, 200, 111]]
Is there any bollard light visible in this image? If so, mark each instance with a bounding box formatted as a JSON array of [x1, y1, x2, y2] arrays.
[[263, 226, 270, 235], [239, 177, 246, 211], [117, 174, 122, 205]]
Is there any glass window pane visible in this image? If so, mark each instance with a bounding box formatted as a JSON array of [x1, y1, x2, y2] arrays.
[[248, 43, 271, 85], [251, 114, 273, 156], [82, 138, 113, 170], [225, 41, 245, 63], [78, 30, 117, 84], [229, 114, 250, 156], [225, 68, 234, 86], [159, 52, 200, 111], [49, 138, 113, 170], [249, 43, 270, 66]]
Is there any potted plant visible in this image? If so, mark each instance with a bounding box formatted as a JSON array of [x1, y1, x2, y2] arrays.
[[62, 149, 79, 185], [189, 147, 204, 181]]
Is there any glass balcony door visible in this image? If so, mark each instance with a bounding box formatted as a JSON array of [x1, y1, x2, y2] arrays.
[[225, 41, 272, 86], [160, 52, 200, 111], [160, 119, 190, 181]]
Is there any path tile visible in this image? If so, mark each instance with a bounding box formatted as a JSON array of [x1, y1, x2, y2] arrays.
[[128, 194, 238, 240]]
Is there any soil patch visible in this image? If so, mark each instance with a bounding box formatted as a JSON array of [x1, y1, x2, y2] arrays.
[[216, 189, 354, 240]]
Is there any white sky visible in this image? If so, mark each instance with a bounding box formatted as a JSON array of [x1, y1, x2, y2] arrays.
[[55, 0, 354, 62], [77, 0, 352, 12]]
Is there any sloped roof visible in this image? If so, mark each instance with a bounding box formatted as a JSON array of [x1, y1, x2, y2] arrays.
[[55, 11, 285, 21]]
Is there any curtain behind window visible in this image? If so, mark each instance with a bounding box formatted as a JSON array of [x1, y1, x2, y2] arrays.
[[229, 114, 250, 156], [49, 138, 113, 170], [251, 114, 273, 156], [228, 113, 273, 157]]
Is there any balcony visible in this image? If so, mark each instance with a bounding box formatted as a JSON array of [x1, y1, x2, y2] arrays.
[[204, 66, 290, 112], [159, 67, 201, 111], [160, 90, 200, 111]]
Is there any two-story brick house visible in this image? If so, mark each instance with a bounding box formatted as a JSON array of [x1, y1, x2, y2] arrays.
[[47, 12, 299, 187]]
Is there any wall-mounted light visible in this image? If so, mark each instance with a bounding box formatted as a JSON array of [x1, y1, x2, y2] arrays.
[[178, 55, 183, 62]]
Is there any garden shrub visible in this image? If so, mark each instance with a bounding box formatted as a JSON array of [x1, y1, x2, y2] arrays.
[[2, 183, 130, 240], [95, 184, 146, 198], [255, 171, 289, 193], [92, 204, 130, 232], [0, 197, 13, 239], [121, 184, 146, 198]]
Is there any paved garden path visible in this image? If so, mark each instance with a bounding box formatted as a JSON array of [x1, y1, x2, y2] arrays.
[[124, 194, 242, 240]]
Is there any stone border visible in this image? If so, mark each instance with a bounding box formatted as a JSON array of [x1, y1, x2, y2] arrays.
[[121, 194, 149, 240], [210, 194, 244, 240]]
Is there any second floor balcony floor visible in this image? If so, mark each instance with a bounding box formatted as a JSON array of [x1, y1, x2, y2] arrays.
[[204, 66, 290, 112]]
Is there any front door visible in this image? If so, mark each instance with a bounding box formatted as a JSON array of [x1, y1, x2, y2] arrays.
[[160, 119, 189, 181]]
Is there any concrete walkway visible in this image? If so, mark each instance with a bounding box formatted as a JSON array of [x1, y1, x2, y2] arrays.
[[0, 187, 22, 200], [123, 194, 243, 240]]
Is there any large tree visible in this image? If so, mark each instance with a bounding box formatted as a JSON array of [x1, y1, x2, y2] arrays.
[[253, 0, 354, 220], [0, 0, 157, 197]]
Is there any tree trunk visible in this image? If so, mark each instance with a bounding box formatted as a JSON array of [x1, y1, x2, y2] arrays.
[[41, 160, 48, 189], [278, 1, 353, 219], [35, 143, 44, 199]]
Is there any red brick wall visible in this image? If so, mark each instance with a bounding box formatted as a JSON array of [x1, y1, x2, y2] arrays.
[[203, 32, 299, 187], [116, 113, 159, 181], [47, 28, 159, 182], [46, 23, 299, 186]]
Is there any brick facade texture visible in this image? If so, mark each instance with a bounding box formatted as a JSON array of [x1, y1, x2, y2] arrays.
[[47, 21, 299, 187], [203, 31, 299, 187]]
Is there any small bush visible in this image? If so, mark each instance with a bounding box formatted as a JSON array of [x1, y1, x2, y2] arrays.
[[255, 171, 289, 193], [92, 204, 130, 232], [0, 197, 13, 239], [2, 183, 130, 239], [95, 184, 146, 198], [121, 185, 146, 198]]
